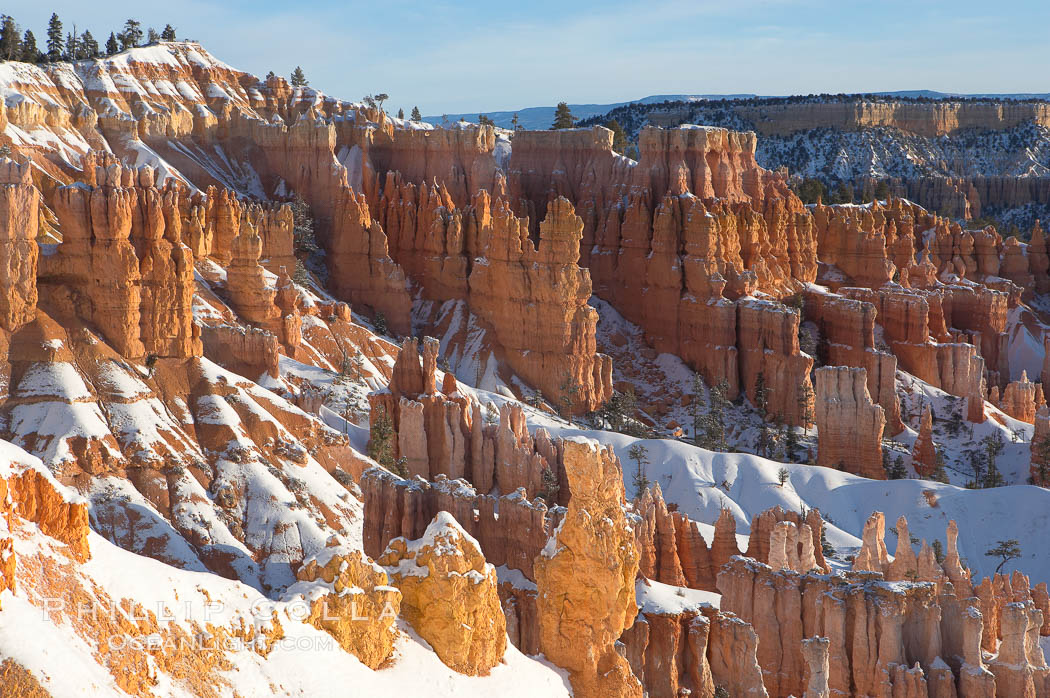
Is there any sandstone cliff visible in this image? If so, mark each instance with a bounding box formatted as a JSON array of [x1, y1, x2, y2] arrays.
[[534, 439, 641, 698]]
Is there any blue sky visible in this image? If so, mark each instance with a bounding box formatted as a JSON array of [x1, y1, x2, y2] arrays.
[[10, 1, 1050, 114]]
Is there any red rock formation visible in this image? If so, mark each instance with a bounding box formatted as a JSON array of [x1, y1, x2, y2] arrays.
[[851, 511, 891, 575], [292, 546, 401, 669], [802, 290, 902, 432], [468, 194, 612, 412], [534, 439, 641, 698], [0, 158, 38, 332], [42, 160, 201, 359], [3, 458, 91, 562], [1001, 370, 1038, 423], [368, 337, 566, 492], [814, 366, 885, 477], [842, 286, 988, 422], [633, 485, 687, 586], [1033, 406, 1050, 484], [801, 636, 830, 698], [361, 467, 554, 581], [327, 185, 413, 335], [912, 404, 939, 477], [737, 299, 815, 425], [621, 606, 715, 698], [379, 512, 507, 676], [200, 325, 280, 379], [505, 126, 817, 421], [812, 201, 896, 287], [745, 506, 829, 573], [719, 554, 985, 698]]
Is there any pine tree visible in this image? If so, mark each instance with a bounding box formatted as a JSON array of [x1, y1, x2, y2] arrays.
[[160, 24, 176, 41], [985, 539, 1021, 575], [147, 28, 160, 45], [540, 466, 560, 505], [511, 113, 520, 129], [64, 30, 79, 61], [981, 432, 1005, 488], [20, 30, 38, 63], [885, 454, 907, 479], [373, 93, 389, 111], [754, 372, 772, 457], [0, 15, 20, 61], [397, 107, 404, 119], [605, 119, 628, 152], [290, 66, 308, 87], [754, 372, 769, 418], [832, 180, 853, 204], [290, 194, 318, 255], [105, 32, 119, 56], [797, 380, 815, 435], [46, 13, 63, 61], [264, 70, 275, 81], [599, 388, 636, 433], [691, 373, 706, 443], [697, 379, 730, 452], [931, 539, 945, 564], [551, 102, 576, 129], [782, 420, 801, 462], [478, 114, 494, 126], [81, 31, 99, 59], [558, 372, 581, 424], [628, 444, 650, 498], [874, 180, 891, 201], [368, 407, 397, 472], [410, 106, 421, 121], [119, 19, 142, 50]]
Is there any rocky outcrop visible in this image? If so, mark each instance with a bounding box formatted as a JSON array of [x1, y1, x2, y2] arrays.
[[911, 404, 939, 477], [1033, 406, 1050, 484], [632, 488, 821, 592], [327, 184, 414, 335], [468, 195, 613, 412], [7, 462, 91, 562], [534, 439, 641, 698], [719, 553, 985, 698], [620, 599, 770, 698], [200, 325, 280, 379], [380, 511, 507, 676], [737, 300, 815, 426], [801, 637, 831, 698], [745, 505, 829, 574], [0, 158, 38, 332], [814, 366, 885, 477], [368, 337, 565, 496], [801, 290, 902, 433], [812, 201, 896, 287], [841, 285, 988, 423], [647, 99, 1050, 138], [290, 545, 401, 669], [42, 159, 201, 359], [506, 126, 818, 423], [1001, 370, 1038, 423], [621, 606, 715, 698], [361, 468, 554, 580], [988, 601, 1050, 697]]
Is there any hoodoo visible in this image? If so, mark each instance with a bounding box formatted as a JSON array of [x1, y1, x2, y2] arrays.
[[0, 14, 1048, 697]]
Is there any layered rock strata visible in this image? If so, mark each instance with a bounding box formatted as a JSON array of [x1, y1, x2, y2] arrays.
[[534, 439, 641, 698], [367, 336, 563, 497], [814, 366, 886, 477], [379, 512, 507, 676]]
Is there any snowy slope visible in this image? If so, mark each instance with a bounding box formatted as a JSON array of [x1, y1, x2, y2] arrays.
[[0, 443, 571, 698]]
